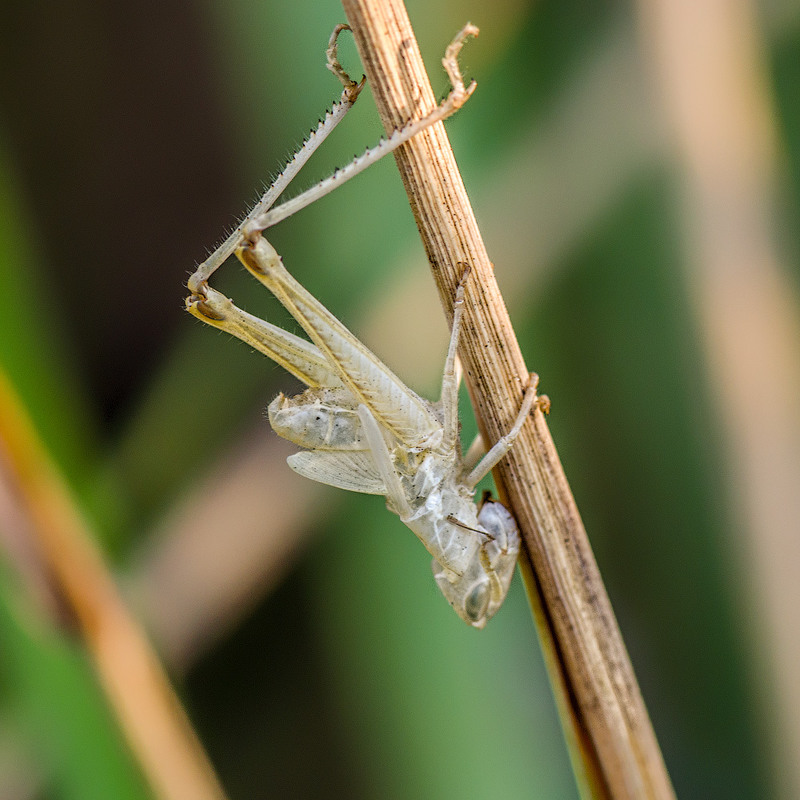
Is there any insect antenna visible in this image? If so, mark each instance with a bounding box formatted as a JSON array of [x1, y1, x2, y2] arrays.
[[445, 514, 496, 541]]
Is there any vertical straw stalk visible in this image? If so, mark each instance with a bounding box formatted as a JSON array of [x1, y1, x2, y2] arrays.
[[0, 370, 228, 800], [341, 2, 675, 797]]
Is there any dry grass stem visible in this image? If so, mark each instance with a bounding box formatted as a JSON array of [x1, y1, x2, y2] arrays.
[[637, 1, 800, 795], [0, 371, 228, 800], [341, 1, 675, 797]]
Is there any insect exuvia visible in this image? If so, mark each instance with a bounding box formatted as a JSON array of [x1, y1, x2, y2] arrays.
[[186, 24, 542, 627]]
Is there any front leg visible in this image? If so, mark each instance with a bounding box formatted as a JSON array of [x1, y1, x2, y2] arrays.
[[439, 265, 470, 453], [465, 373, 543, 489]]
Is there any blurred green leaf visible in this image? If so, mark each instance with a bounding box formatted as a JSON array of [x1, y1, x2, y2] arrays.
[[0, 141, 97, 486], [0, 568, 150, 800], [309, 498, 577, 800]]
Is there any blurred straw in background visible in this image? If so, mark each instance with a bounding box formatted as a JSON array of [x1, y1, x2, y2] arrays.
[[636, 1, 800, 797]]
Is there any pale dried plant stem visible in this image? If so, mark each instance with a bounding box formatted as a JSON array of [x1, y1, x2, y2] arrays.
[[341, 1, 675, 798], [0, 371, 228, 800], [638, 1, 800, 795]]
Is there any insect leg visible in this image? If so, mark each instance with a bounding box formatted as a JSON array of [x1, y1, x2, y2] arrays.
[[186, 283, 342, 388], [187, 24, 364, 293], [246, 24, 478, 235], [465, 373, 540, 489], [357, 405, 412, 519], [440, 265, 470, 452], [238, 236, 441, 446]]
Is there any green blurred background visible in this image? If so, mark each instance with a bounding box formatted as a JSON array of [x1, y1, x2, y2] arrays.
[[1, 0, 799, 798]]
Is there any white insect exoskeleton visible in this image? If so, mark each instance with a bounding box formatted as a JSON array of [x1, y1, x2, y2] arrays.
[[186, 23, 543, 627]]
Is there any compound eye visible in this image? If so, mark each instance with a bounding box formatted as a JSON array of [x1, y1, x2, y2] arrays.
[[464, 581, 490, 623]]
